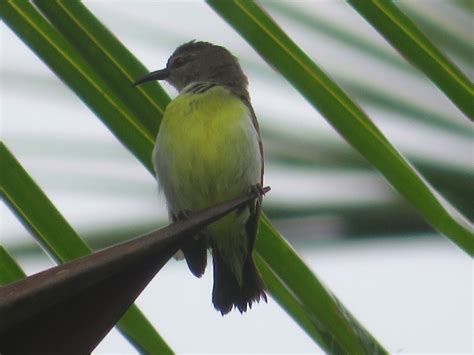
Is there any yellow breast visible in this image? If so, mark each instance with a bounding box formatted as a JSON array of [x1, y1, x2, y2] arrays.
[[153, 85, 261, 214]]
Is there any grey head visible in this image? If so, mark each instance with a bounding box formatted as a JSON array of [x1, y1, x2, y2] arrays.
[[133, 41, 249, 95]]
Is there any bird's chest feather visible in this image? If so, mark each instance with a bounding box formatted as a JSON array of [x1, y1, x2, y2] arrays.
[[153, 86, 261, 212]]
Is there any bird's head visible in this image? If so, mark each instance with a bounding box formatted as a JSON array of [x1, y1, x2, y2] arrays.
[[133, 41, 248, 93]]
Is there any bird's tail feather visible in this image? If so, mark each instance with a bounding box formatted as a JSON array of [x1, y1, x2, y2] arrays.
[[212, 249, 267, 315]]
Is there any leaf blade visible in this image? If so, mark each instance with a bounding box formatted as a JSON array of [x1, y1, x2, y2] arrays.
[[348, 0, 474, 119], [0, 247, 27, 286], [257, 217, 387, 353], [1, 0, 155, 174], [33, 0, 170, 134]]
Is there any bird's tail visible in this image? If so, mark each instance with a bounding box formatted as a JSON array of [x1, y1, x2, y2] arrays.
[[211, 250, 267, 315]]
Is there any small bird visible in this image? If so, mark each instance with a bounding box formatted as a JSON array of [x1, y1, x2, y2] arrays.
[[134, 41, 267, 314]]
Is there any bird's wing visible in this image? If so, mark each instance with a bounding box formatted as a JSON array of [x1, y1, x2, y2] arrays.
[[240, 96, 264, 186], [240, 95, 264, 254]]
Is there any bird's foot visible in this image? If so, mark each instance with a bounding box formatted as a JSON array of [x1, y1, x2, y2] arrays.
[[176, 210, 192, 221], [247, 183, 265, 215]]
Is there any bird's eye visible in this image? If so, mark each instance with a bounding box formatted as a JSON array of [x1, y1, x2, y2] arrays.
[[173, 57, 186, 67]]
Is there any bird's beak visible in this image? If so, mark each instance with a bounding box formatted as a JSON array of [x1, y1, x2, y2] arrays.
[[133, 68, 169, 86]]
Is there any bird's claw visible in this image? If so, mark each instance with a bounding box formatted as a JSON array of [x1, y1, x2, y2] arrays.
[[176, 210, 192, 221], [247, 184, 264, 215]]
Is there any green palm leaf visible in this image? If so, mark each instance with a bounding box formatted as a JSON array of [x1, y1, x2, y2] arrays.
[[348, 0, 473, 119], [0, 247, 26, 285]]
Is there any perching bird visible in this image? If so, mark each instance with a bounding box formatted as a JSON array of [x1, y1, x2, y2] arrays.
[[134, 41, 267, 315]]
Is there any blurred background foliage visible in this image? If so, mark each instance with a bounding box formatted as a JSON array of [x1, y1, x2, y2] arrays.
[[1, 0, 472, 353]]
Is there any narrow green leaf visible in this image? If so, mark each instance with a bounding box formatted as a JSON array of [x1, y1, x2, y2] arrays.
[[258, 217, 386, 353], [0, 143, 172, 353], [276, 0, 472, 85], [348, 0, 474, 119], [264, 0, 414, 74], [33, 0, 170, 134], [253, 253, 327, 348], [0, 0, 155, 175], [0, 247, 27, 285], [0, 146, 90, 261], [207, 0, 474, 256], [398, 2, 474, 66]]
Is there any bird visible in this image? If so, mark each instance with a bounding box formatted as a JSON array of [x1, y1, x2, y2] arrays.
[[133, 41, 267, 315]]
